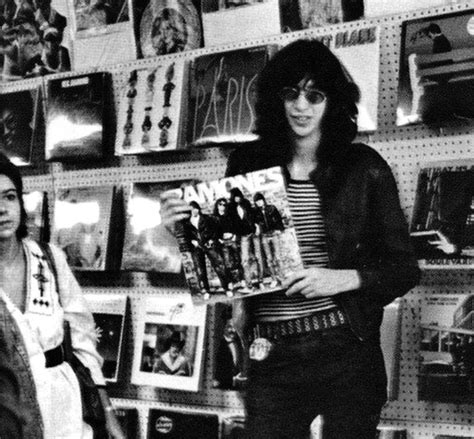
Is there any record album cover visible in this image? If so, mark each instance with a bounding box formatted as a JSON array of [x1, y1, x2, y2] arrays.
[[397, 9, 474, 126], [132, 0, 203, 59], [0, 87, 41, 166], [297, 0, 364, 29], [84, 293, 128, 383], [410, 160, 474, 268], [23, 190, 48, 243], [131, 296, 206, 391], [45, 72, 109, 161], [115, 59, 187, 155], [69, 0, 132, 36], [419, 293, 474, 404], [110, 407, 138, 439], [51, 185, 115, 271], [174, 166, 303, 303], [147, 408, 219, 439], [121, 179, 194, 272], [0, 1, 71, 82], [186, 44, 275, 146]]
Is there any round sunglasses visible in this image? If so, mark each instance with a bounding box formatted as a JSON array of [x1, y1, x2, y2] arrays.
[[278, 86, 326, 105]]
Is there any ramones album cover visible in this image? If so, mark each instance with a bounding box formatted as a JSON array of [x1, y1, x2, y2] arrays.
[[174, 166, 304, 303]]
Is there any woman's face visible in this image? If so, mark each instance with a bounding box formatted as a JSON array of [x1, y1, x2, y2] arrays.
[[283, 78, 327, 142], [0, 174, 21, 240]]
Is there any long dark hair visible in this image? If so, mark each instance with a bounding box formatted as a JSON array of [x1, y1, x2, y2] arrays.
[[254, 39, 360, 169]]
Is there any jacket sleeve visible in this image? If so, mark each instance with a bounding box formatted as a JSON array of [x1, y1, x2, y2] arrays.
[[357, 158, 421, 305], [0, 354, 24, 439], [50, 245, 106, 386]]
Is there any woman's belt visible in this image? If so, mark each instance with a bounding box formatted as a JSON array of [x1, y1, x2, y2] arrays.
[[248, 307, 348, 342], [44, 345, 65, 368]]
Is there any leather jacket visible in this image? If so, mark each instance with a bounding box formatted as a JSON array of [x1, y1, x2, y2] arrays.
[[226, 142, 421, 340]]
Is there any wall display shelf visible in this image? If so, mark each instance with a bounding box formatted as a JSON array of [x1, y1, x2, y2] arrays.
[[0, 1, 473, 438]]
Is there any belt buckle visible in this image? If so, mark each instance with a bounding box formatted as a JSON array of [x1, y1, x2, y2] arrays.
[[249, 337, 273, 361]]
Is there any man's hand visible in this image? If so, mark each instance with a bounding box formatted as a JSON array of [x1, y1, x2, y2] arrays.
[[283, 268, 361, 298]]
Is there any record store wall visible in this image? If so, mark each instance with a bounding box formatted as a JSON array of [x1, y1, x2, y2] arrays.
[[1, 1, 473, 438]]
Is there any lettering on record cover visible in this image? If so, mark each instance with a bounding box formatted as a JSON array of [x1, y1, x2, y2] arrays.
[[0, 87, 41, 166], [173, 166, 303, 303], [115, 60, 187, 155], [121, 180, 194, 273], [419, 293, 474, 404], [51, 186, 115, 271], [185, 45, 275, 146], [45, 72, 109, 161], [147, 408, 219, 439], [410, 160, 474, 269], [131, 296, 206, 392], [84, 293, 128, 383]]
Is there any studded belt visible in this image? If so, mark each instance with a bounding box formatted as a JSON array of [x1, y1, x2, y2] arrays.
[[248, 307, 348, 342]]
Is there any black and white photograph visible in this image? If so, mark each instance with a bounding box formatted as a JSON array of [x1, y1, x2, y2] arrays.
[[174, 166, 303, 302], [0, 0, 70, 81], [410, 160, 474, 268], [0, 87, 41, 166], [419, 293, 474, 404], [131, 296, 206, 391], [84, 293, 128, 382], [397, 9, 474, 126]]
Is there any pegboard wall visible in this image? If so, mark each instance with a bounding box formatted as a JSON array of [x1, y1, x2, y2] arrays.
[[1, 2, 473, 438]]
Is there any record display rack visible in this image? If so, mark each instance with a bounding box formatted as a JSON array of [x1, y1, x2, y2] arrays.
[[1, 1, 473, 438]]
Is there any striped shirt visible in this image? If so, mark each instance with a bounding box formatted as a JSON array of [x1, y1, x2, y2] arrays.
[[253, 179, 337, 322]]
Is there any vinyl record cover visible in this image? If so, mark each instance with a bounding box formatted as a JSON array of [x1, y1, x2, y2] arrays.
[[84, 293, 127, 383], [212, 302, 248, 391], [111, 407, 138, 439], [397, 9, 474, 126], [115, 59, 187, 155], [51, 185, 115, 271], [147, 408, 219, 439], [121, 180, 194, 272], [133, 0, 203, 59], [174, 166, 303, 303], [69, 0, 132, 36], [186, 45, 274, 146], [410, 160, 474, 268], [201, 0, 281, 46], [419, 293, 474, 404], [0, 87, 41, 166], [0, 0, 71, 82], [131, 296, 206, 392], [23, 190, 48, 243], [297, 0, 364, 29], [45, 72, 109, 161]]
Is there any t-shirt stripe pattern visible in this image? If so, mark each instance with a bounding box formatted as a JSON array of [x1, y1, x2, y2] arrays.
[[253, 179, 337, 322]]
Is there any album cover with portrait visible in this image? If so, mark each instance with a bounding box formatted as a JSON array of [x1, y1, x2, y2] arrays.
[[147, 408, 219, 439], [0, 87, 42, 166], [131, 296, 207, 392], [410, 160, 474, 269], [115, 59, 187, 155], [84, 293, 128, 383], [212, 302, 248, 391], [51, 185, 116, 271], [121, 179, 195, 272], [296, 0, 364, 30], [45, 72, 110, 161], [0, 1, 71, 82], [173, 166, 303, 303], [397, 9, 474, 126], [23, 190, 48, 243], [132, 0, 203, 59], [418, 293, 474, 404], [186, 44, 276, 146]]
